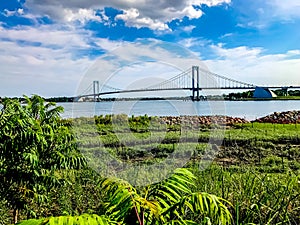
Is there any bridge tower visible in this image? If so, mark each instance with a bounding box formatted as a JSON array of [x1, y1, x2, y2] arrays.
[[281, 87, 288, 96], [192, 66, 200, 101], [93, 81, 99, 102]]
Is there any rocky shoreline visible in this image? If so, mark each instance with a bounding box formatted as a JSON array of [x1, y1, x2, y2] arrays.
[[254, 110, 300, 124], [160, 110, 300, 126], [160, 115, 249, 126]]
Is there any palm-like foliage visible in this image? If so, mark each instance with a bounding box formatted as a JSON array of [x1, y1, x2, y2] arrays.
[[99, 168, 232, 224], [18, 168, 232, 224], [0, 95, 86, 223]]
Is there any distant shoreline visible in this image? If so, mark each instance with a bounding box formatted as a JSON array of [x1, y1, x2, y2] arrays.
[[67, 97, 300, 102], [1, 96, 300, 103]]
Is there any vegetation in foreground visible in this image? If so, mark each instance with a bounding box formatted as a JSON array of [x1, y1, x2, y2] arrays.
[[0, 96, 299, 224]]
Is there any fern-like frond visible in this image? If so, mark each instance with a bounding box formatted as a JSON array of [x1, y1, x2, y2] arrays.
[[16, 218, 46, 225], [148, 168, 196, 206], [16, 214, 115, 225], [162, 192, 232, 225], [98, 177, 135, 221]]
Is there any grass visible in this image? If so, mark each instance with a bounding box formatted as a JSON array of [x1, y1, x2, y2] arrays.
[[71, 115, 300, 224], [74, 118, 300, 165], [191, 164, 300, 224], [275, 96, 300, 100], [2, 114, 298, 224]]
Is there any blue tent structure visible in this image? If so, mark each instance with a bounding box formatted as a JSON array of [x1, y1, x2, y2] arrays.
[[253, 87, 277, 98]]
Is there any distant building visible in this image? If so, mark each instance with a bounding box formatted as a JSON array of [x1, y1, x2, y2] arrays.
[[253, 87, 277, 98]]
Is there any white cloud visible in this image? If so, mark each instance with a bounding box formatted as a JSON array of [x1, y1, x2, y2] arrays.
[[63, 8, 101, 23], [179, 38, 199, 48], [24, 0, 231, 30], [0, 40, 93, 97], [17, 8, 24, 15], [1, 27, 299, 98], [268, 0, 300, 19], [188, 0, 231, 7], [220, 33, 233, 39], [115, 8, 170, 31], [183, 5, 203, 19], [211, 44, 264, 61], [3, 9, 16, 17], [204, 44, 300, 86], [287, 50, 300, 55], [3, 8, 24, 17], [2, 7, 41, 24], [93, 38, 124, 51], [182, 25, 196, 33], [179, 37, 211, 48], [0, 25, 126, 97], [236, 0, 300, 29], [0, 25, 91, 49]]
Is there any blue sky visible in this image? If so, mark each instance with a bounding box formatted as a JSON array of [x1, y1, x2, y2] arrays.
[[1, 0, 300, 97]]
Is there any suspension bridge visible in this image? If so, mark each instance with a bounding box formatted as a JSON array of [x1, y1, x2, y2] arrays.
[[75, 66, 300, 101]]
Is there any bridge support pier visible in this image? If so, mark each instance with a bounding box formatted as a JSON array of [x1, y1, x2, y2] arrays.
[[282, 87, 288, 96], [192, 66, 200, 101]]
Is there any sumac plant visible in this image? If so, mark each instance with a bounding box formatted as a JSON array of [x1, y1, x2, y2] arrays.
[[99, 168, 232, 225], [17, 168, 233, 225], [0, 95, 86, 224]]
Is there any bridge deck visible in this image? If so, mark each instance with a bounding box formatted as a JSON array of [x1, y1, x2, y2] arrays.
[[77, 86, 300, 99]]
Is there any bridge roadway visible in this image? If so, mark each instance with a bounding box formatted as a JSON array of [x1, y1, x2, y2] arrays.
[[77, 86, 300, 99]]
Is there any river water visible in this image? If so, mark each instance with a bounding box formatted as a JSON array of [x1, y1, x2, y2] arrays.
[[59, 100, 300, 121]]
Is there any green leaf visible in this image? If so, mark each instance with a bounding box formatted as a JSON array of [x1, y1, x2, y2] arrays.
[[17, 215, 115, 225], [16, 218, 48, 225]]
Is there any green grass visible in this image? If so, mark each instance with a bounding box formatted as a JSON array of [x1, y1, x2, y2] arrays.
[[275, 96, 300, 100], [191, 164, 300, 224], [69, 115, 300, 224], [3, 114, 300, 224]]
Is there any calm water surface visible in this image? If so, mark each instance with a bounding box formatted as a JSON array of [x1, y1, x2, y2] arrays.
[[59, 100, 300, 121]]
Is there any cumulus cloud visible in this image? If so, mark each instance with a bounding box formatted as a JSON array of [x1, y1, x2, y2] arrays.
[[115, 8, 170, 31], [24, 0, 231, 30], [0, 40, 93, 97], [0, 25, 90, 49], [63, 8, 102, 23], [0, 24, 127, 97]]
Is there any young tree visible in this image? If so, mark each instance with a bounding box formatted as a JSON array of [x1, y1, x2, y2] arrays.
[[0, 95, 86, 223], [99, 168, 232, 225], [17, 168, 232, 225]]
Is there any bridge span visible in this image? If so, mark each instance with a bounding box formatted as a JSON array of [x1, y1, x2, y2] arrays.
[[76, 66, 300, 101]]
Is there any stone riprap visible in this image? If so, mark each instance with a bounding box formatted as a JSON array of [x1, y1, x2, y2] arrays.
[[160, 115, 249, 126], [254, 110, 300, 124]]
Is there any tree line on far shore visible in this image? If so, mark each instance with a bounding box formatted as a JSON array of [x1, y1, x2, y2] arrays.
[[1, 89, 300, 103], [226, 89, 300, 100]]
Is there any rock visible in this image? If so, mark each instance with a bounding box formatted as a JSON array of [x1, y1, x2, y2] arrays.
[[160, 115, 249, 126], [253, 110, 300, 124]]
